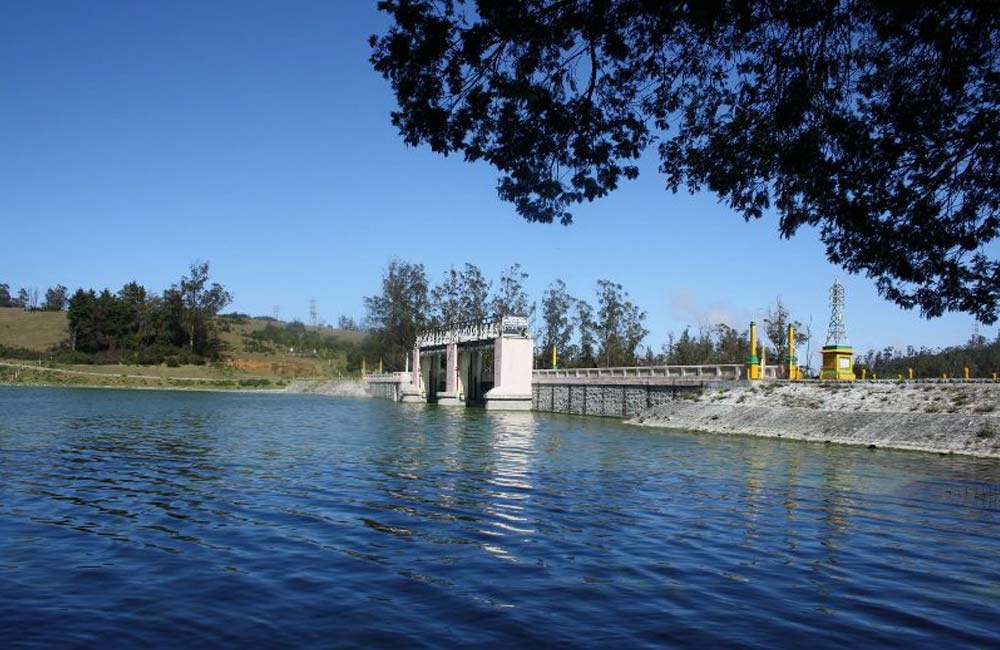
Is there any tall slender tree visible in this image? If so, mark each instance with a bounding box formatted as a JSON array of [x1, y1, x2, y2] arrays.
[[540, 280, 575, 366], [364, 259, 431, 370], [430, 266, 464, 326], [575, 299, 598, 367], [42, 285, 69, 311], [595, 280, 647, 366], [491, 263, 533, 318], [458, 263, 491, 322], [763, 298, 809, 363]]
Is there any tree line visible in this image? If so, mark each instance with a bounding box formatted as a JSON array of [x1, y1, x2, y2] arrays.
[[6, 262, 233, 365], [361, 259, 813, 373], [0, 284, 70, 311], [857, 332, 1000, 379]]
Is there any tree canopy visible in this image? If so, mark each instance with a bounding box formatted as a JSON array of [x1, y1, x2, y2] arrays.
[[371, 0, 1000, 322]]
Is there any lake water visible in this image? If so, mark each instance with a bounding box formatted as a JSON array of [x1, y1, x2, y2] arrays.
[[1, 387, 998, 648]]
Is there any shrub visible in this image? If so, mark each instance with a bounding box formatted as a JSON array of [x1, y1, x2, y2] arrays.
[[238, 378, 272, 388], [50, 350, 96, 365]]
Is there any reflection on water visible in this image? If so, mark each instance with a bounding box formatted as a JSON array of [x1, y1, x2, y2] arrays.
[[1, 386, 999, 648]]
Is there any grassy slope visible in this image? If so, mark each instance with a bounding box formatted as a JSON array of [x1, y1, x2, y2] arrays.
[[0, 309, 365, 384], [0, 308, 69, 351]]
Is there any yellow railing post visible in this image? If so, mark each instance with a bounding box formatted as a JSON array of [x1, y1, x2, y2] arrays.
[[787, 323, 797, 380], [964, 367, 970, 379], [908, 367, 913, 380], [748, 321, 760, 380]]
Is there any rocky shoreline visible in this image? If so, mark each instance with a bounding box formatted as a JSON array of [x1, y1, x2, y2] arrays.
[[630, 382, 1000, 458]]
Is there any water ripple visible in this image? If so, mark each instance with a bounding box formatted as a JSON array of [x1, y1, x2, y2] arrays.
[[1, 387, 999, 648]]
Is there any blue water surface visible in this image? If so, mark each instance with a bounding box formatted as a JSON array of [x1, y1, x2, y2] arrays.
[[1, 386, 998, 648]]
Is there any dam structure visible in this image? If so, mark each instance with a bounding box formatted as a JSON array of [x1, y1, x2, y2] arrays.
[[368, 315, 535, 411], [365, 314, 785, 413]]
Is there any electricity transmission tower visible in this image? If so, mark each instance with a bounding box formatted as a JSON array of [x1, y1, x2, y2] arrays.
[[825, 279, 849, 346]]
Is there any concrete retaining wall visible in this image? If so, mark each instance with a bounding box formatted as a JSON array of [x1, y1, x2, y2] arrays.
[[532, 381, 726, 418], [367, 381, 399, 401]]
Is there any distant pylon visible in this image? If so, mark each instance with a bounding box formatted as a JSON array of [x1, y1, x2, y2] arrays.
[[825, 279, 849, 346]]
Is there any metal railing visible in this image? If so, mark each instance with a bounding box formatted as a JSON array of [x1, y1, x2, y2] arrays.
[[415, 314, 529, 348], [365, 371, 410, 383]]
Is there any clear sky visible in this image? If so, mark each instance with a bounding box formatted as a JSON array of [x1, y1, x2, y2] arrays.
[[2, 1, 994, 367]]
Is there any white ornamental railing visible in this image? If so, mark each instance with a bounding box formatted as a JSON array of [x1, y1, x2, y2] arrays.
[[415, 314, 529, 348], [533, 364, 786, 380]]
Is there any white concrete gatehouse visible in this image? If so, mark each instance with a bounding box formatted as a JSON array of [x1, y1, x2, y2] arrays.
[[399, 315, 534, 410]]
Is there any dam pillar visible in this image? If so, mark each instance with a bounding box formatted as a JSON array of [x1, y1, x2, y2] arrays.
[[399, 347, 424, 403], [485, 317, 534, 410], [437, 343, 463, 406]]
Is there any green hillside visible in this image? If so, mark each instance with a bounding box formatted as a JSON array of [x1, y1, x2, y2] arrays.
[[0, 308, 368, 383]]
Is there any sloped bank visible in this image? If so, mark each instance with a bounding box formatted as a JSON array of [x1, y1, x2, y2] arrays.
[[629, 382, 1000, 458], [284, 379, 369, 398]]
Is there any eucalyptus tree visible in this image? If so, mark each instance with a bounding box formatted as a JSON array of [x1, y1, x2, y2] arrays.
[[458, 263, 491, 321], [763, 298, 809, 363], [595, 280, 647, 367], [539, 279, 575, 365], [491, 263, 534, 318], [574, 298, 598, 367], [364, 259, 432, 370], [430, 266, 464, 326], [0, 284, 13, 308], [42, 285, 69, 311]]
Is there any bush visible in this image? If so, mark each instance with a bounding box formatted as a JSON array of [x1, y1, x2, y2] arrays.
[[0, 345, 43, 360], [238, 378, 272, 387], [50, 350, 97, 365]]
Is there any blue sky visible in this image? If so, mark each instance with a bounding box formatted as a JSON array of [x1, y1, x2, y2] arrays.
[[1, 1, 994, 366]]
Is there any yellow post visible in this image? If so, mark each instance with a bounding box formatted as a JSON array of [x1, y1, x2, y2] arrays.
[[787, 324, 797, 380], [908, 367, 913, 380], [873, 373, 877, 380], [748, 321, 761, 380], [964, 367, 970, 379], [861, 368, 867, 380], [551, 344, 558, 370]]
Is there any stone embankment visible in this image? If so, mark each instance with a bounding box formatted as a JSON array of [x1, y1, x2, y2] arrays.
[[630, 381, 1000, 458], [285, 379, 369, 398]]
